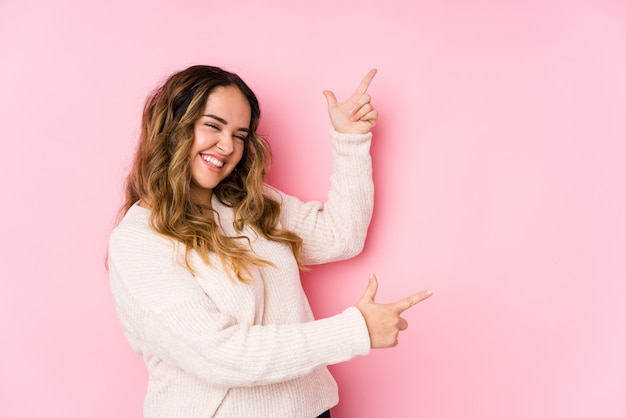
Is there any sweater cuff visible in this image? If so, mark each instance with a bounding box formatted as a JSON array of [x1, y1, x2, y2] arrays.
[[340, 306, 371, 357], [329, 129, 372, 156]]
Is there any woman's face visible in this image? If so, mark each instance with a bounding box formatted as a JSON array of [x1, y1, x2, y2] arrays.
[[189, 85, 250, 205]]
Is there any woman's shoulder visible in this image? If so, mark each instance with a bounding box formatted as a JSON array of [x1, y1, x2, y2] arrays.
[[116, 201, 149, 226], [263, 183, 296, 205], [109, 202, 156, 246]]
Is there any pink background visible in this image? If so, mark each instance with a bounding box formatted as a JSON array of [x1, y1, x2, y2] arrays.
[[1, 0, 625, 417]]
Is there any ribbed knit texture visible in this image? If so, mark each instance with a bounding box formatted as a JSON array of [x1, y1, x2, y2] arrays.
[[108, 130, 374, 417]]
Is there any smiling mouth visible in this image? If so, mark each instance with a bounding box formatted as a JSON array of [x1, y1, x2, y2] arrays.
[[201, 154, 225, 169]]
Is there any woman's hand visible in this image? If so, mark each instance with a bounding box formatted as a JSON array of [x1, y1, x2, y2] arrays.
[[357, 273, 433, 348], [323, 69, 379, 134]]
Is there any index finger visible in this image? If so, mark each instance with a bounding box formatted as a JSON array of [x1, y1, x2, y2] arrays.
[[392, 289, 433, 313], [353, 68, 377, 95]]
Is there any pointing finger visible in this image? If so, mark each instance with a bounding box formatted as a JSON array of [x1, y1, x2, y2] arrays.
[[353, 68, 377, 96], [392, 289, 433, 313]]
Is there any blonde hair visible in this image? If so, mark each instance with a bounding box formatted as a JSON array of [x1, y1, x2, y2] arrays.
[[120, 65, 304, 282]]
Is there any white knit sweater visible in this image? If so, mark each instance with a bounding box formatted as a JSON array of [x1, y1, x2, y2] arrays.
[[108, 130, 374, 417]]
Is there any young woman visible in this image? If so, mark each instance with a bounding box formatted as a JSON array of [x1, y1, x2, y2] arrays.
[[108, 65, 432, 417]]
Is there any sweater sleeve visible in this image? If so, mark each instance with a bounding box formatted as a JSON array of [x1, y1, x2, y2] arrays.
[[108, 219, 371, 389], [269, 129, 374, 265]]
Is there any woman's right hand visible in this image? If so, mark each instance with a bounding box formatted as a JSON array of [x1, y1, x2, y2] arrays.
[[323, 69, 378, 135], [356, 273, 433, 348]]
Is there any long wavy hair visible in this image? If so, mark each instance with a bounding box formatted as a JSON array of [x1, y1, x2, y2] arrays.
[[120, 65, 304, 282]]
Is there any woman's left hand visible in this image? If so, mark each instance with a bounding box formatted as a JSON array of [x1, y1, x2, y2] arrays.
[[323, 69, 378, 134]]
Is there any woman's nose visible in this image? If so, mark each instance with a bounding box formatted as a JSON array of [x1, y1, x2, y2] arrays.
[[217, 134, 234, 154]]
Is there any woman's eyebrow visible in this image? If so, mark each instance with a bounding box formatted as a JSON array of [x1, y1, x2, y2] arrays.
[[202, 114, 249, 132]]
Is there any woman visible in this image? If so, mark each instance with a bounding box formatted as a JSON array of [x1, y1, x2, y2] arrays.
[[108, 65, 432, 417]]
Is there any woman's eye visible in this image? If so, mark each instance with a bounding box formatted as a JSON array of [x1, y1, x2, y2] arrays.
[[235, 135, 247, 141], [205, 123, 219, 130]]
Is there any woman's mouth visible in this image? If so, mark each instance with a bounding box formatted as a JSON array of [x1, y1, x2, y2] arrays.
[[201, 154, 225, 169]]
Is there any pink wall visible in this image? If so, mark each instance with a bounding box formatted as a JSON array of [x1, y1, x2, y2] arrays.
[[1, 0, 625, 417]]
